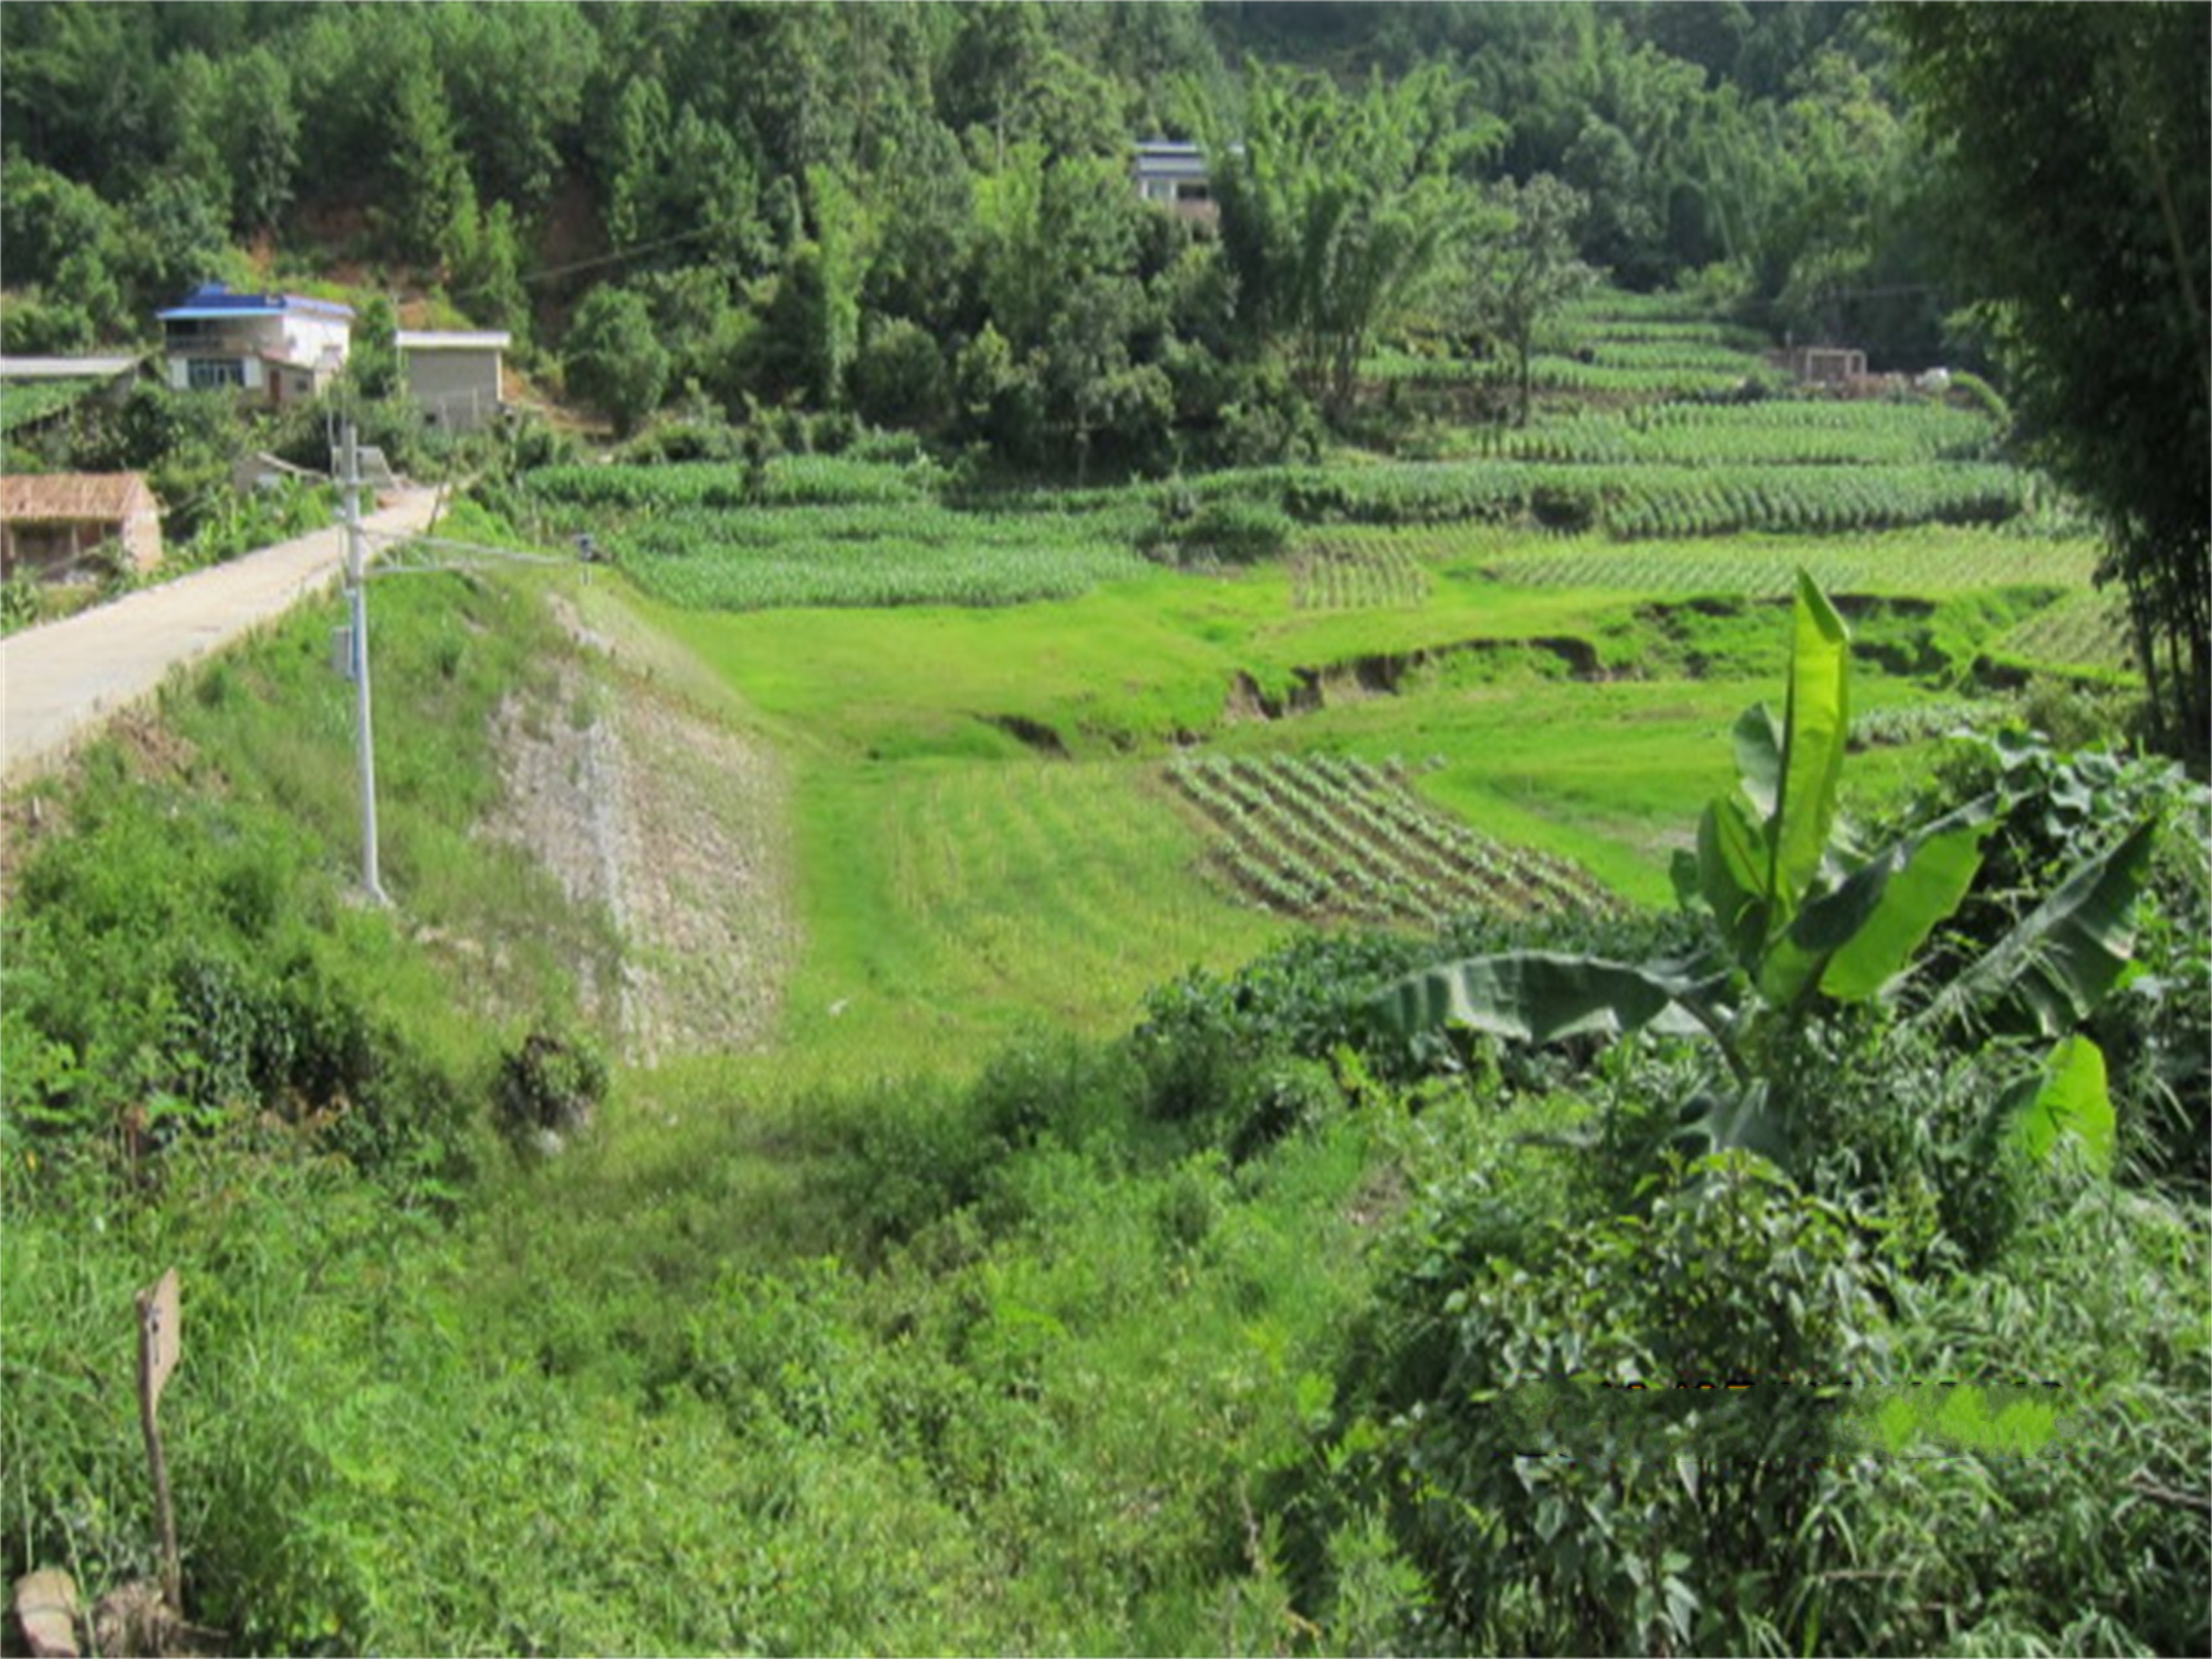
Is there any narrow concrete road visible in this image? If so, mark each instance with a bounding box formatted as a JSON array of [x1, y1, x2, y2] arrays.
[[2, 486, 446, 785]]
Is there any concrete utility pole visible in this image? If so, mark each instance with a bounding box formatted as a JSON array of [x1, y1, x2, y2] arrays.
[[340, 417, 388, 905]]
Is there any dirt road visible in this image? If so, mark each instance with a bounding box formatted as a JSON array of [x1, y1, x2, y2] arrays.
[[1, 486, 446, 785]]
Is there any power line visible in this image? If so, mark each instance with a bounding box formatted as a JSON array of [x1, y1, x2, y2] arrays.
[[518, 222, 736, 287], [361, 525, 581, 574]]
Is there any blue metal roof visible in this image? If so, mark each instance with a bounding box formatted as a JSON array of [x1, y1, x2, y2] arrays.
[[158, 283, 354, 322]]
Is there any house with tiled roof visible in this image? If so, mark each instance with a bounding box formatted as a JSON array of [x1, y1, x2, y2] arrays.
[[158, 283, 353, 408], [0, 472, 164, 580]]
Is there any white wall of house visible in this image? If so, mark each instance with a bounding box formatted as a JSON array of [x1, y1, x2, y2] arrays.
[[279, 314, 352, 374], [398, 333, 509, 432], [165, 311, 349, 393]]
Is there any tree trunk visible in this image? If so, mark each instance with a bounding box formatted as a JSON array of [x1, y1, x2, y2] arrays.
[[1515, 324, 1535, 428]]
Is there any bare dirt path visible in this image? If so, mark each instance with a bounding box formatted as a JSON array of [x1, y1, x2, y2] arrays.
[[1, 486, 446, 785]]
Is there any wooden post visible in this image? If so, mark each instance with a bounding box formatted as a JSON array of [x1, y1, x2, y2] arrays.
[[135, 1268, 182, 1615]]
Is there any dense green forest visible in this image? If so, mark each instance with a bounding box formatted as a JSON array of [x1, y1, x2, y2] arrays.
[[2, 0, 1943, 439], [2, 6, 2208, 1656]]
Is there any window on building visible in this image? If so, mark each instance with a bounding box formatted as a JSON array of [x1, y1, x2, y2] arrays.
[[187, 358, 246, 390]]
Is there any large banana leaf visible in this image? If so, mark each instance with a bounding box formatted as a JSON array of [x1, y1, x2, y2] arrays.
[[1767, 573, 1851, 931], [1733, 703, 1784, 822], [1756, 800, 1995, 1008], [1370, 952, 1710, 1047], [1698, 793, 1772, 972], [2005, 1035, 2115, 1176], [1918, 821, 2156, 1040]]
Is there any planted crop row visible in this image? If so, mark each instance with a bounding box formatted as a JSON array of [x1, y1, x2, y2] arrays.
[[1468, 399, 1996, 467], [1503, 354, 1778, 397], [1562, 316, 1771, 351], [608, 504, 1145, 610], [1166, 752, 1614, 928], [524, 454, 937, 512], [1598, 462, 2025, 538], [1561, 291, 1733, 327], [1292, 536, 1432, 610], [1583, 338, 1768, 374], [1846, 700, 2014, 751], [1480, 528, 2099, 597], [1996, 591, 2135, 670], [1186, 458, 2028, 539]]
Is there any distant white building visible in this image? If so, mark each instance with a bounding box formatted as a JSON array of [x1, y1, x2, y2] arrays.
[[1133, 140, 1218, 229], [396, 331, 512, 432], [158, 283, 353, 406]]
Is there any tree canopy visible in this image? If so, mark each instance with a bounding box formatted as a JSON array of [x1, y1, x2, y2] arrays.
[[1888, 1, 2211, 758], [0, 0, 2133, 484]]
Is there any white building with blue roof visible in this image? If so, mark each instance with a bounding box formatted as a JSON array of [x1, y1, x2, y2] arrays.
[[158, 283, 354, 406]]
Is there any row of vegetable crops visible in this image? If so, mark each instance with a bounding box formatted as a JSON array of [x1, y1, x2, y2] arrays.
[[1166, 752, 1614, 927], [520, 461, 1157, 610], [1994, 589, 2136, 671], [1196, 456, 2031, 538], [1474, 527, 2099, 597], [1291, 536, 1432, 611], [601, 504, 1147, 610], [1467, 397, 1996, 467], [523, 452, 941, 512]]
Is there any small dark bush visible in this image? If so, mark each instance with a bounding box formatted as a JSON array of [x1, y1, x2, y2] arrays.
[[1529, 480, 1597, 531], [493, 1029, 608, 1151], [1140, 496, 1292, 567]]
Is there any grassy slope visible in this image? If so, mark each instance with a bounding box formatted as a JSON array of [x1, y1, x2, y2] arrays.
[[3, 439, 2146, 1653]]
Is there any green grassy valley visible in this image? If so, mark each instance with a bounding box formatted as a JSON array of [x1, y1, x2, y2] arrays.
[[7, 317, 2208, 1653], [3, 3, 2207, 1650]]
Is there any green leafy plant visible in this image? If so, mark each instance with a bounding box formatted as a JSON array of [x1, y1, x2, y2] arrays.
[[1371, 571, 2154, 1178], [1310, 1150, 1893, 1655]]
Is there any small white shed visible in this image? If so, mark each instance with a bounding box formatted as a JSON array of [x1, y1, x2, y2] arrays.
[[396, 331, 512, 432]]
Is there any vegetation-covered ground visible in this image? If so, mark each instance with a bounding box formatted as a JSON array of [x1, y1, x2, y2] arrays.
[[7, 294, 2207, 1655], [4, 1, 2206, 1646]]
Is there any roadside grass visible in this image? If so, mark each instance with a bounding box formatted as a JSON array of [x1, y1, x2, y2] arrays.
[[153, 567, 622, 1047]]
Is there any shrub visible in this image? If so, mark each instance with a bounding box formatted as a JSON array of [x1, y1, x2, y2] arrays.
[[1140, 495, 1292, 567], [851, 317, 953, 434], [1308, 1152, 1893, 1655], [491, 1030, 608, 1152]]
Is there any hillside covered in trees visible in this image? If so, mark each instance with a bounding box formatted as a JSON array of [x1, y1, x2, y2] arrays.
[[3, 1, 1945, 453]]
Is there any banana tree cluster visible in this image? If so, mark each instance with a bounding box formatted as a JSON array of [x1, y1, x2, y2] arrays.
[[1373, 571, 2151, 1175]]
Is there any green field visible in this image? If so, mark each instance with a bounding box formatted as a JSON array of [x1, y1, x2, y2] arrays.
[[510, 365, 2116, 1080], [11, 312, 2200, 1658]]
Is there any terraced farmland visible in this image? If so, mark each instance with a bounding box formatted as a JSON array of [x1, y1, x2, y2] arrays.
[[522, 462, 1148, 611], [1995, 588, 2136, 670], [1167, 752, 1615, 927], [1469, 398, 1996, 466]]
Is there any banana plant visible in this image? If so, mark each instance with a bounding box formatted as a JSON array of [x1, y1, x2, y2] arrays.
[[1371, 572, 2152, 1173]]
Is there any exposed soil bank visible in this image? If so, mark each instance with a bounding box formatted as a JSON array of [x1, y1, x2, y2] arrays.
[[482, 597, 796, 1065]]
